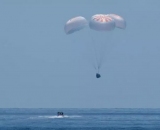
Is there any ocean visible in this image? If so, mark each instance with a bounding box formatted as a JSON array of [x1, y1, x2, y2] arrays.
[[0, 108, 160, 130]]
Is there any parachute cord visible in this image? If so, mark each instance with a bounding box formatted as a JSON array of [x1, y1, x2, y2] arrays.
[[88, 29, 99, 71], [98, 66, 100, 73], [98, 34, 106, 69], [98, 32, 114, 69]]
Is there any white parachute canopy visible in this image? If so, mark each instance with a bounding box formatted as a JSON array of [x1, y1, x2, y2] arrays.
[[64, 16, 88, 34], [107, 14, 126, 29], [89, 14, 115, 31]]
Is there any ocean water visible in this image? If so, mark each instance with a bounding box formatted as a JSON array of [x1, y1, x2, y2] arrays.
[[0, 108, 160, 130]]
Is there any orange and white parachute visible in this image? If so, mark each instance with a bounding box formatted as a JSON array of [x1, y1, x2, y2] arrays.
[[64, 16, 88, 34], [89, 14, 115, 31], [107, 14, 126, 29]]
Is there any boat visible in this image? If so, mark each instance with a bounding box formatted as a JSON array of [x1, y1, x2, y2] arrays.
[[57, 112, 64, 117]]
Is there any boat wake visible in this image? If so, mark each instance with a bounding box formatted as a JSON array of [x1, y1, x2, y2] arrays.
[[38, 115, 68, 119], [30, 115, 81, 119]]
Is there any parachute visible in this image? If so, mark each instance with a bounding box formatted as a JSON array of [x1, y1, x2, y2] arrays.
[[64, 14, 126, 78], [89, 14, 115, 31], [107, 14, 126, 29], [64, 16, 88, 34], [89, 14, 116, 75]]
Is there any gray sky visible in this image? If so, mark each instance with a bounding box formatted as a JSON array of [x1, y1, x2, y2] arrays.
[[0, 0, 160, 108]]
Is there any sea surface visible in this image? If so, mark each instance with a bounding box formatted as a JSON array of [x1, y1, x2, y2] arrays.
[[0, 108, 160, 130]]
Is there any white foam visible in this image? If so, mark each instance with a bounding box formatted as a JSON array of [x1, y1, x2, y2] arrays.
[[37, 115, 81, 119]]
